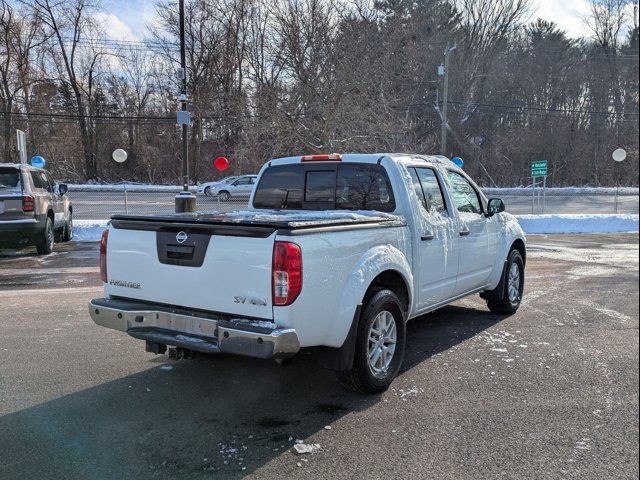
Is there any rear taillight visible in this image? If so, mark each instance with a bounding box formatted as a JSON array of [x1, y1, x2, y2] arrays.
[[272, 241, 302, 306], [22, 195, 35, 212], [100, 229, 109, 283]]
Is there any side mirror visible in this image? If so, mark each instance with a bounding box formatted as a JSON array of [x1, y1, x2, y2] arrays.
[[58, 183, 68, 195], [486, 198, 505, 217]]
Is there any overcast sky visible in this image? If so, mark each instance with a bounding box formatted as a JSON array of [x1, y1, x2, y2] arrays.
[[100, 0, 605, 42]]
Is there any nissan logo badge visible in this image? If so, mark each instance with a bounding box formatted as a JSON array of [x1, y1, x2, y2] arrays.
[[176, 231, 188, 244]]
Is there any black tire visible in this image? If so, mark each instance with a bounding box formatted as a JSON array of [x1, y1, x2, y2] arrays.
[[204, 186, 212, 197], [62, 211, 73, 242], [486, 249, 524, 315], [36, 217, 54, 255], [218, 191, 230, 201], [336, 289, 406, 394]]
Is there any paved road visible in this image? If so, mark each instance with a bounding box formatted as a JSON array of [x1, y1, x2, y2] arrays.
[[66, 191, 639, 220], [0, 235, 638, 479]]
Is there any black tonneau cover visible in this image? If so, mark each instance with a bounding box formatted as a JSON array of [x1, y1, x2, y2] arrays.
[[110, 210, 406, 237]]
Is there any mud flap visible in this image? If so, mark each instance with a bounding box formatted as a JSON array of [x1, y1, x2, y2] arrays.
[[480, 260, 508, 302], [312, 304, 362, 371]]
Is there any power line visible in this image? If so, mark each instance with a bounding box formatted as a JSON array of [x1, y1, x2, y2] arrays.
[[401, 101, 640, 117]]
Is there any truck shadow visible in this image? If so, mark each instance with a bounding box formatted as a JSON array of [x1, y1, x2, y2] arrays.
[[0, 304, 504, 479]]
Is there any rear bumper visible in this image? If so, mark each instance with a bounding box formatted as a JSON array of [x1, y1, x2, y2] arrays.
[[89, 298, 300, 359], [0, 218, 43, 241]]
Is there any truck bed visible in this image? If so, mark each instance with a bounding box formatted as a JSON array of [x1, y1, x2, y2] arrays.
[[110, 209, 406, 234]]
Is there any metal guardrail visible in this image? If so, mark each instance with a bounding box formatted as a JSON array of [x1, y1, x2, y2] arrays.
[[66, 185, 639, 220]]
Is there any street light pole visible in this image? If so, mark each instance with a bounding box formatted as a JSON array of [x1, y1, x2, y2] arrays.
[[179, 0, 188, 192], [440, 44, 456, 156], [175, 0, 197, 213]]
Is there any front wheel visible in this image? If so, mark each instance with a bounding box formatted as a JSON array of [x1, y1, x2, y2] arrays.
[[486, 249, 524, 315], [62, 212, 73, 242], [204, 186, 212, 197], [35, 217, 54, 255], [218, 191, 230, 201], [336, 289, 406, 394]]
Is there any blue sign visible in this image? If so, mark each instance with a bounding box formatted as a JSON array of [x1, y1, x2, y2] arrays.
[[451, 157, 464, 168], [31, 156, 46, 168]]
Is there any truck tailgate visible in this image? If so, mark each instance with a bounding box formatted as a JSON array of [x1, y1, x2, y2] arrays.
[[105, 224, 275, 319]]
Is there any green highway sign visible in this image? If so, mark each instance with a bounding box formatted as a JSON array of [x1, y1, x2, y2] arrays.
[[531, 160, 548, 177]]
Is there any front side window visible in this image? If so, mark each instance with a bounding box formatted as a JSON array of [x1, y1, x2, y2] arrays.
[[234, 177, 251, 186], [44, 172, 56, 193], [447, 171, 482, 214]]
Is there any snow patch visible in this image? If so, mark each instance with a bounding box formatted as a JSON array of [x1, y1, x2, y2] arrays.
[[293, 443, 321, 455], [516, 214, 638, 234], [72, 220, 108, 241]]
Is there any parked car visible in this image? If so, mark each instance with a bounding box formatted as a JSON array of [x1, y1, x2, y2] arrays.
[[196, 176, 238, 196], [89, 154, 525, 393], [202, 174, 257, 200], [0, 163, 73, 254]]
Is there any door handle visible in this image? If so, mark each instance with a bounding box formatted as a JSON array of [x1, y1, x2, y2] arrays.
[[459, 226, 470, 236], [421, 231, 435, 241]]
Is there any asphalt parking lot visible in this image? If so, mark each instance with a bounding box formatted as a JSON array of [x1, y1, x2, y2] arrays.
[[0, 234, 638, 480]]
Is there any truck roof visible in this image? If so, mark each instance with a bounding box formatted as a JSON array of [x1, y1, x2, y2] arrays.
[[0, 163, 42, 171], [268, 153, 458, 169]]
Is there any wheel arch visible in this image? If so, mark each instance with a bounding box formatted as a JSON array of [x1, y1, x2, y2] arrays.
[[363, 269, 411, 314], [510, 238, 526, 266]]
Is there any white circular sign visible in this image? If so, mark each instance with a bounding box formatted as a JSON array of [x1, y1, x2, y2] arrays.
[[612, 148, 627, 162], [112, 149, 128, 163]]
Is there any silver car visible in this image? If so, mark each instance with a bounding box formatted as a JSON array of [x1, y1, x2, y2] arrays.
[[0, 164, 73, 254], [206, 175, 257, 201], [196, 176, 238, 196]]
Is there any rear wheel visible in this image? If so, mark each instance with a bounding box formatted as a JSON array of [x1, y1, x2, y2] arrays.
[[336, 289, 406, 394], [218, 191, 230, 201], [35, 217, 54, 255], [486, 249, 524, 315]]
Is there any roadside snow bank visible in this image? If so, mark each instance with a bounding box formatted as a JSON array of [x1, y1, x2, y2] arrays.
[[515, 214, 639, 234], [485, 186, 638, 196], [73, 220, 108, 241], [71, 214, 639, 241], [68, 183, 197, 193]]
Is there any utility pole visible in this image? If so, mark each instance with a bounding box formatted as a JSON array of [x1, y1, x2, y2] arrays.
[[175, 0, 197, 213], [440, 44, 456, 156]]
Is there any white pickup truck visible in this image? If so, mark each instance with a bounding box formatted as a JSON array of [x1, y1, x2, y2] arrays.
[[90, 154, 526, 393]]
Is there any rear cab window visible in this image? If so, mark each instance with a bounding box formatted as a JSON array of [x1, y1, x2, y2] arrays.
[[253, 163, 396, 212], [0, 167, 21, 190]]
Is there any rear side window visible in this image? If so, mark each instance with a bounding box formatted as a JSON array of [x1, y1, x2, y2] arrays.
[[253, 163, 395, 212], [415, 168, 447, 214], [31, 170, 53, 192], [0, 168, 20, 188]]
